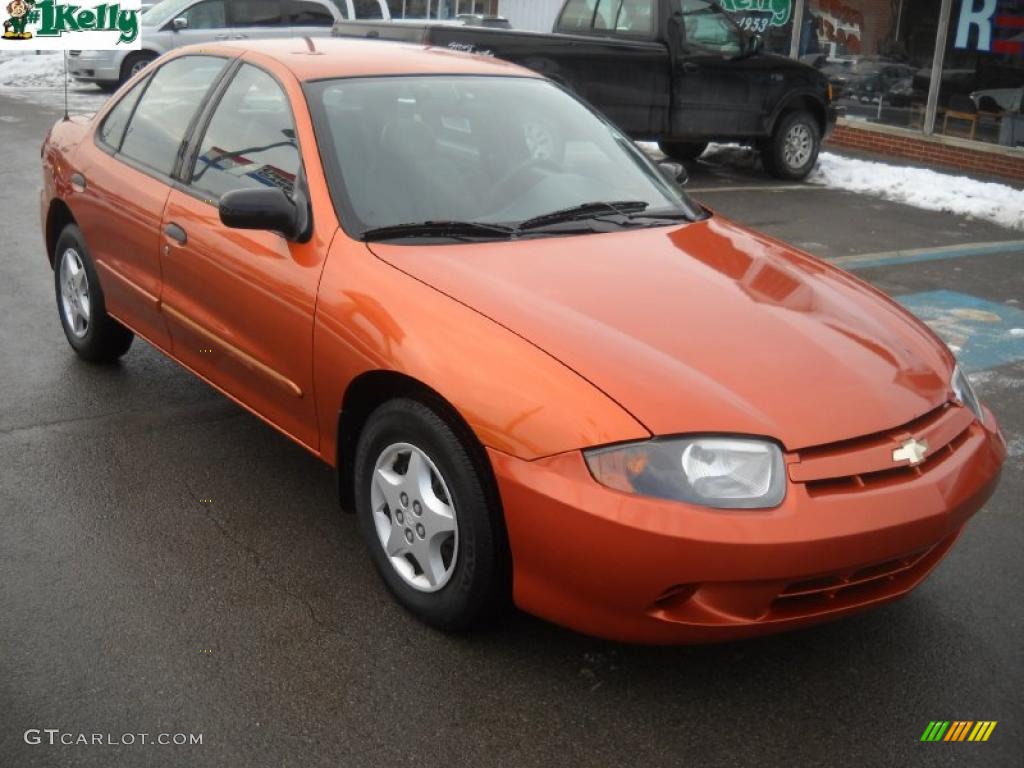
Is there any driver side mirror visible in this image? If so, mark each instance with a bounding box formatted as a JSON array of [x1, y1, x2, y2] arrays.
[[171, 16, 188, 30], [746, 33, 763, 56], [657, 160, 689, 186], [219, 188, 299, 238]]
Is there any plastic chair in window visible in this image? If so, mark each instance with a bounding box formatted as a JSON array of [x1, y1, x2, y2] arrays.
[[942, 94, 978, 140]]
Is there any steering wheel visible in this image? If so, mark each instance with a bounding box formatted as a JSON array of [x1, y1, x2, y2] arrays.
[[484, 156, 561, 214]]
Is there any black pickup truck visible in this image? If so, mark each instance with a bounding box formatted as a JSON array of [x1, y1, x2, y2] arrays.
[[333, 0, 837, 179]]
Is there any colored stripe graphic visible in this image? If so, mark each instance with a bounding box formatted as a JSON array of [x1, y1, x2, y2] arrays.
[[921, 721, 997, 742]]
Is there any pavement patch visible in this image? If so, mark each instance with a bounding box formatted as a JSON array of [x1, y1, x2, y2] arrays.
[[898, 290, 1024, 372]]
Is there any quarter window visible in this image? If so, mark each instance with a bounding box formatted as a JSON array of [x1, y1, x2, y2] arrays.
[[189, 64, 300, 201], [98, 77, 146, 150], [556, 0, 596, 32], [352, 0, 383, 19], [180, 0, 227, 29], [119, 56, 227, 177]]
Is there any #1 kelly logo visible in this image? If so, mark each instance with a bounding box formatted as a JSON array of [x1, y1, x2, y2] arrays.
[[1, 0, 140, 49]]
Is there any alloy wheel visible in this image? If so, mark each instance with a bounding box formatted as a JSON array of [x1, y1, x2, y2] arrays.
[[783, 123, 813, 170], [59, 247, 91, 338], [370, 442, 459, 592]]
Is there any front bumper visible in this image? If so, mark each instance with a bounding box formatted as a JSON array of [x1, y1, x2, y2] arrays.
[[490, 410, 1004, 644]]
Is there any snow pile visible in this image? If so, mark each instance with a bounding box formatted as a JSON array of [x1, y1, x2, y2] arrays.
[[0, 52, 66, 89], [809, 152, 1024, 231]]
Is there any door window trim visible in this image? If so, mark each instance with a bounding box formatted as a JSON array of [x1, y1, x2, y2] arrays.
[[94, 53, 237, 187]]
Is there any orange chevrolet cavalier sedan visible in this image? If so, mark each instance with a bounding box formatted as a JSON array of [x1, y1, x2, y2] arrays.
[[40, 39, 1005, 643]]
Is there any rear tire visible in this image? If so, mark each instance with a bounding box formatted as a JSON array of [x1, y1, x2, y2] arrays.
[[54, 224, 134, 363], [353, 398, 509, 632], [658, 140, 708, 162], [762, 110, 820, 180]]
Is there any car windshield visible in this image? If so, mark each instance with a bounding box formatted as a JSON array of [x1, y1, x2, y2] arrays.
[[307, 75, 701, 240]]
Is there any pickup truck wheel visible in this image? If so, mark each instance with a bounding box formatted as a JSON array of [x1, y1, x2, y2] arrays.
[[54, 225, 134, 363], [354, 398, 508, 632], [658, 141, 708, 162], [763, 111, 820, 180]]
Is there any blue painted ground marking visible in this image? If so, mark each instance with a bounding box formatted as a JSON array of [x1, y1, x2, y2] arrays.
[[835, 240, 1024, 271], [898, 291, 1024, 373]]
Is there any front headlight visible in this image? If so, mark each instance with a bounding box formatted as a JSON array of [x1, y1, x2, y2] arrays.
[[584, 436, 786, 509], [951, 365, 984, 423]]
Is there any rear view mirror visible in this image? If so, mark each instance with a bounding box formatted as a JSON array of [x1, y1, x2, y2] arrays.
[[171, 16, 188, 30], [219, 188, 299, 238], [657, 160, 689, 186]]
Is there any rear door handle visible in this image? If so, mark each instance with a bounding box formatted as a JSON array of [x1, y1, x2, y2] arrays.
[[681, 61, 699, 73], [164, 222, 187, 246]]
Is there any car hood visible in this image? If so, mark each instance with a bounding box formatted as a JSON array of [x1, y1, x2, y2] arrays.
[[368, 217, 953, 450]]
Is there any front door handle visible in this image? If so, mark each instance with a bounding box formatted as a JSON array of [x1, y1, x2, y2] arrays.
[[680, 61, 699, 73], [164, 222, 187, 246]]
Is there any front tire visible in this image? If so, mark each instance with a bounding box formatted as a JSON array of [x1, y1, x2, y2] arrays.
[[54, 224, 134, 363], [353, 398, 508, 631], [762, 110, 821, 180]]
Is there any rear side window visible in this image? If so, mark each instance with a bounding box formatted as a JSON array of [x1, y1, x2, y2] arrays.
[[120, 56, 227, 177], [615, 0, 653, 35], [181, 0, 227, 29], [286, 0, 335, 25], [230, 0, 284, 26], [98, 78, 146, 150], [189, 64, 300, 200], [352, 0, 382, 19], [556, 0, 596, 32]]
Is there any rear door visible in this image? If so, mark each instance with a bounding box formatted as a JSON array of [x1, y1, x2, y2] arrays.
[[73, 55, 229, 350], [671, 0, 759, 137], [159, 62, 324, 450]]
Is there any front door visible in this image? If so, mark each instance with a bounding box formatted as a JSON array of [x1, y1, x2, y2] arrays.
[[159, 62, 324, 450], [671, 0, 759, 138]]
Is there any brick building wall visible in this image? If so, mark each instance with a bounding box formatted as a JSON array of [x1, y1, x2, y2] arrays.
[[826, 120, 1024, 184]]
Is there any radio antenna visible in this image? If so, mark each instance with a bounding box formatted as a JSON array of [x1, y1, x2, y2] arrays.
[[63, 50, 69, 121]]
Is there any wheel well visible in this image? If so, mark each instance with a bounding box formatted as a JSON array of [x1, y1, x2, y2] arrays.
[[335, 371, 498, 515], [774, 95, 827, 137], [120, 50, 157, 79], [45, 199, 76, 269]]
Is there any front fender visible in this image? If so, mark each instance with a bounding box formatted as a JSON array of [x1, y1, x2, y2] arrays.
[[312, 235, 649, 465]]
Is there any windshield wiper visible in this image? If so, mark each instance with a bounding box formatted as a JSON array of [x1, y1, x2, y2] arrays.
[[361, 220, 516, 242], [516, 200, 651, 231]]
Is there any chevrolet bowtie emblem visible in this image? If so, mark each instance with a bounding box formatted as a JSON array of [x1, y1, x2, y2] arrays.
[[893, 438, 929, 465]]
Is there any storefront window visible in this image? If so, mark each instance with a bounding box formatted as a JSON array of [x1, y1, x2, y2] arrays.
[[719, 0, 796, 55], [800, 0, 938, 133], [386, 0, 493, 18], [935, 0, 1024, 146]]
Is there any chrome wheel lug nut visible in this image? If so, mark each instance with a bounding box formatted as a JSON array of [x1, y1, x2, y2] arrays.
[[415, 524, 425, 539], [404, 528, 414, 544], [413, 500, 422, 516], [395, 510, 404, 524], [400, 492, 409, 507]]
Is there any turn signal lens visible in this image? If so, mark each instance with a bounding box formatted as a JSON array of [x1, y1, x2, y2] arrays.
[[584, 437, 786, 509]]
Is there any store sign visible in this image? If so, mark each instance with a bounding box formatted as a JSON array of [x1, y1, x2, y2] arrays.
[[719, 0, 792, 29], [954, 0, 1024, 55], [0, 0, 141, 49]]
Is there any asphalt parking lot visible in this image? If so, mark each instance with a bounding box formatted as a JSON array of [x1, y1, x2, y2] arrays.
[[2, 91, 1022, 768]]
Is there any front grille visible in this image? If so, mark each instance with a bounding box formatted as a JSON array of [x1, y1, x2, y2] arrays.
[[790, 403, 975, 497]]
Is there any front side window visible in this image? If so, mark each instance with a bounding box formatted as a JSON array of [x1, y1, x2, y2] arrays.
[[190, 64, 300, 200], [308, 75, 700, 236], [120, 56, 228, 177], [98, 77, 146, 150], [181, 0, 227, 29], [614, 0, 653, 35], [229, 0, 283, 26], [682, 0, 742, 55]]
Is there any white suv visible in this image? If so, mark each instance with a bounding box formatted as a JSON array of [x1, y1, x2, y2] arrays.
[[69, 0, 388, 90]]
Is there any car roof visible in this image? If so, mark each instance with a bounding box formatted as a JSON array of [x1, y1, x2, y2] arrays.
[[191, 37, 540, 82]]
